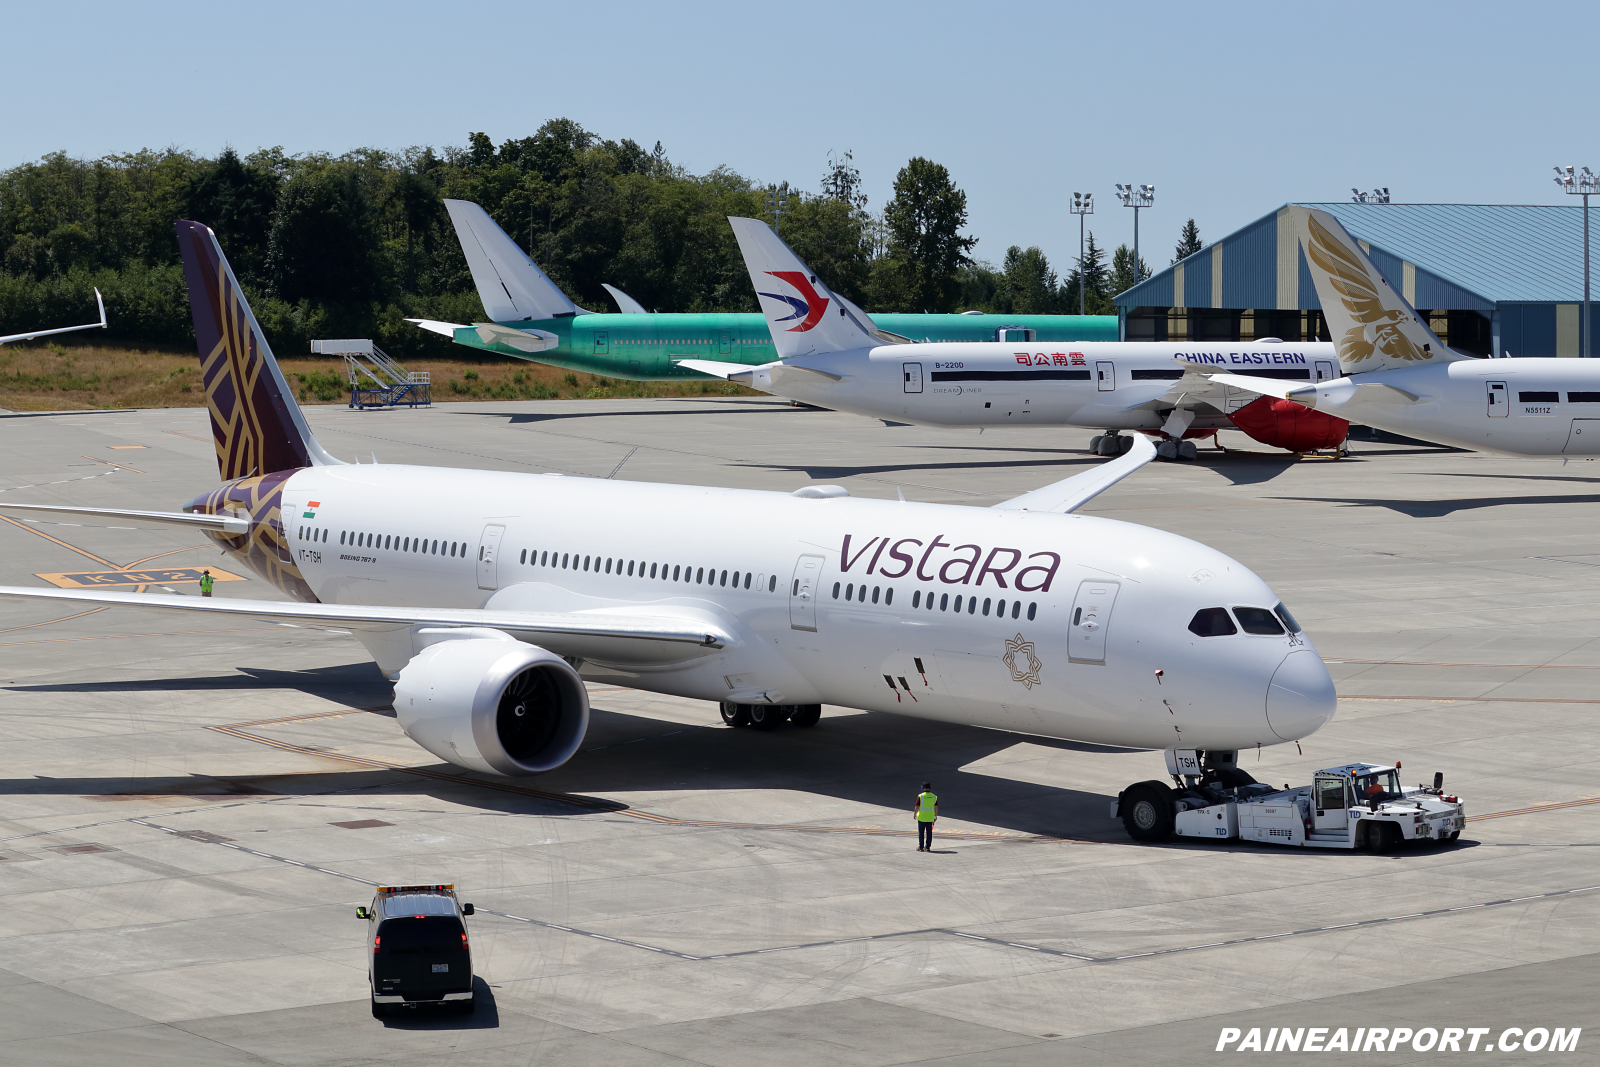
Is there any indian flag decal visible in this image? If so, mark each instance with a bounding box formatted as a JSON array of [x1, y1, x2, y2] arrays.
[[303, 501, 321, 519]]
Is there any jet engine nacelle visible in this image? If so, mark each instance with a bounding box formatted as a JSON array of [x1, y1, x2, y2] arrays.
[[393, 629, 589, 775], [1227, 395, 1349, 452]]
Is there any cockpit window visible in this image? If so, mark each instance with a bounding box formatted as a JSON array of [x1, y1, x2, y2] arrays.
[[1234, 607, 1285, 635], [1188, 607, 1237, 637], [1274, 602, 1301, 633]]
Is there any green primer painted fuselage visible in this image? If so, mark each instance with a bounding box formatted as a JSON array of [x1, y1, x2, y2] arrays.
[[448, 312, 1118, 380]]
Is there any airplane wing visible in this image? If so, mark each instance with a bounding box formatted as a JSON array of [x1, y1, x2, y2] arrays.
[[0, 503, 249, 535], [407, 318, 465, 338], [1196, 370, 1421, 405], [0, 585, 732, 659], [602, 284, 648, 315], [993, 434, 1157, 514], [0, 288, 107, 346], [405, 319, 559, 355]]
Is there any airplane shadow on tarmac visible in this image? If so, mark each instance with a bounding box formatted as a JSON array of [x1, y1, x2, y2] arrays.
[[0, 664, 1137, 841], [1271, 492, 1600, 517]]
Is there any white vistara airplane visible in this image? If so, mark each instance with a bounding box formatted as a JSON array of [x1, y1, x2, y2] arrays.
[[1201, 206, 1600, 457], [0, 221, 1336, 835], [0, 288, 106, 345], [679, 219, 1350, 460]]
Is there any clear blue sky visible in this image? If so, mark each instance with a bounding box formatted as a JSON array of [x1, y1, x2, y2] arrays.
[[10, 0, 1594, 279]]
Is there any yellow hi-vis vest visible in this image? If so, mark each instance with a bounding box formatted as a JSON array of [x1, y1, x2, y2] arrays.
[[200, 574, 214, 593], [917, 792, 938, 822]]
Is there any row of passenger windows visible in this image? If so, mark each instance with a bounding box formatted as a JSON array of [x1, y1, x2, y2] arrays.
[[1521, 391, 1600, 403], [332, 529, 470, 558], [1188, 603, 1300, 637], [299, 527, 329, 542], [832, 581, 1037, 621], [518, 548, 779, 591]]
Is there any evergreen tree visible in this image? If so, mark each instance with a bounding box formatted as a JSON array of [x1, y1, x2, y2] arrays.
[[1062, 232, 1114, 315], [819, 149, 867, 212], [1173, 218, 1202, 263], [998, 245, 1059, 314], [1110, 243, 1150, 297]]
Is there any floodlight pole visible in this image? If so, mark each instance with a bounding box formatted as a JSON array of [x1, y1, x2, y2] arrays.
[[1071, 192, 1094, 316], [1555, 166, 1596, 357], [766, 183, 791, 237], [1115, 184, 1155, 289]]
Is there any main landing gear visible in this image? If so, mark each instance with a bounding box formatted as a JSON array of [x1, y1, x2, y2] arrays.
[[720, 702, 822, 731], [1154, 438, 1199, 462], [1088, 432, 1134, 458]]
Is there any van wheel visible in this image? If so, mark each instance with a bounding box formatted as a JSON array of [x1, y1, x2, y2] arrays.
[[719, 701, 751, 727], [1120, 781, 1175, 842], [371, 997, 386, 1019]]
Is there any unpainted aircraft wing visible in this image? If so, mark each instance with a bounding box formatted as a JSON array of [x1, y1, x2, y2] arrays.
[[674, 359, 850, 388], [992, 433, 1157, 514], [0, 585, 733, 656], [675, 359, 759, 380]]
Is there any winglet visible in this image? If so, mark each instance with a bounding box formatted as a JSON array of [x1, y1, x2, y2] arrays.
[[993, 434, 1157, 513], [0, 287, 110, 346], [727, 217, 875, 358], [1289, 207, 1465, 374], [602, 284, 648, 315]]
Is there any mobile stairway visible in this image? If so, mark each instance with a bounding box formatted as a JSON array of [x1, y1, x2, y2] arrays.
[[310, 338, 431, 409]]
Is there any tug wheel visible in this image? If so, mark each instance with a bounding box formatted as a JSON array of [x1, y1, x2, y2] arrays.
[[1120, 781, 1176, 843], [1366, 822, 1399, 854]]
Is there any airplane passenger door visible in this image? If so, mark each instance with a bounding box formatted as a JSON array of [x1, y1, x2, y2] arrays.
[[1314, 360, 1337, 382], [903, 362, 924, 393], [718, 332, 731, 355], [1096, 361, 1116, 392], [1313, 776, 1350, 833], [593, 331, 608, 355], [789, 554, 823, 632], [1068, 579, 1120, 664], [477, 524, 505, 591], [1565, 420, 1600, 454], [1487, 381, 1508, 417]]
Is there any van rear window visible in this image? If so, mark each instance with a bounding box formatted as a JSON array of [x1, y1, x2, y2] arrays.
[[377, 916, 464, 952], [1188, 608, 1236, 637]]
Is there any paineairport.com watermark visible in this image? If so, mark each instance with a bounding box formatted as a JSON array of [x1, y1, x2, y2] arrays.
[[1216, 1027, 1581, 1053]]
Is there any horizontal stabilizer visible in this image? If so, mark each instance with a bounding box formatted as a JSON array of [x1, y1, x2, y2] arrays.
[[407, 318, 466, 338], [0, 503, 249, 534], [993, 434, 1157, 513]]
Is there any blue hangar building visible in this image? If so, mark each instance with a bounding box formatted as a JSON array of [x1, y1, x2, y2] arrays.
[[1115, 203, 1596, 358]]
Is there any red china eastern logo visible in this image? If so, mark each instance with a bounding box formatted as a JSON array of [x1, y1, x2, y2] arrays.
[[758, 271, 830, 332]]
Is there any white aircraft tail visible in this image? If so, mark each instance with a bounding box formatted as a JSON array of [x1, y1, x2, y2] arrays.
[[1289, 206, 1467, 374], [444, 200, 583, 322], [728, 217, 875, 358]]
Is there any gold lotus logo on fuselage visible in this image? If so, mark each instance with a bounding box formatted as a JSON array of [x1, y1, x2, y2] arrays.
[[1305, 215, 1433, 365]]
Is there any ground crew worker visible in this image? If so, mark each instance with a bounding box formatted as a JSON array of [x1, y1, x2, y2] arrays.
[[914, 781, 938, 851], [199, 570, 214, 597]]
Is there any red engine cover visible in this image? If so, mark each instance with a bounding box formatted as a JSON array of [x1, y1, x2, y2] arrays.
[[1226, 395, 1349, 452]]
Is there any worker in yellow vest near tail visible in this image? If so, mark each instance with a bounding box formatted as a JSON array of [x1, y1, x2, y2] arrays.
[[914, 781, 938, 852], [199, 570, 214, 597]]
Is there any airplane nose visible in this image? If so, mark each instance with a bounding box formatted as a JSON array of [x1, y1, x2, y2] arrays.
[[1266, 650, 1337, 741]]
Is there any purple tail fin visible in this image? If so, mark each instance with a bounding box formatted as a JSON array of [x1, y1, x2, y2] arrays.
[[175, 220, 339, 481]]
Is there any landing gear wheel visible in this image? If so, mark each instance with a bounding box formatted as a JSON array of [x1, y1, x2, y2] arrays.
[[719, 701, 752, 727], [1178, 440, 1198, 461], [1096, 434, 1122, 457], [748, 704, 787, 730], [1366, 822, 1399, 854], [1088, 435, 1104, 455], [1155, 439, 1179, 461], [788, 704, 822, 727], [1119, 435, 1134, 454], [1119, 781, 1176, 842]]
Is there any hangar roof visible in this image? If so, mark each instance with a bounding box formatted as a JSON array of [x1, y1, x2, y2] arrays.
[[1116, 203, 1594, 309]]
